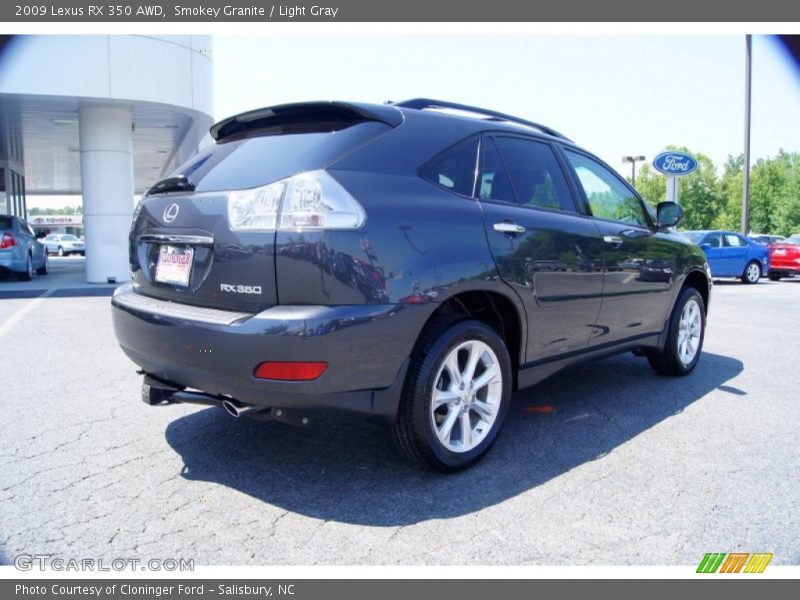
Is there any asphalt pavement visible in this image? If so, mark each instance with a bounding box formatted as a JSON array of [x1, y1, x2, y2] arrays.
[[1, 264, 798, 566]]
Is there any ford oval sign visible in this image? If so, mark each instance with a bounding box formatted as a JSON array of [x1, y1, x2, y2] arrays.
[[653, 151, 698, 176]]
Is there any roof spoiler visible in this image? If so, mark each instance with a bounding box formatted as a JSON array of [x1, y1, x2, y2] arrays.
[[210, 101, 404, 142]]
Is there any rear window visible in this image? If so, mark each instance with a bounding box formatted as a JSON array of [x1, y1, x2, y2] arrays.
[[0, 216, 12, 230], [163, 121, 390, 192]]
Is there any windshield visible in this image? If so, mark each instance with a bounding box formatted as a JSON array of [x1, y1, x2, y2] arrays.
[[682, 231, 705, 243], [61, 234, 79, 241]]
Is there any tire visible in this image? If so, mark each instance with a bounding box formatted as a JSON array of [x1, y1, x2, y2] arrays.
[[647, 286, 705, 376], [79, 251, 85, 257], [57, 246, 64, 257], [742, 260, 761, 284], [17, 254, 33, 281], [36, 252, 48, 275], [392, 317, 513, 472], [768, 271, 782, 281]]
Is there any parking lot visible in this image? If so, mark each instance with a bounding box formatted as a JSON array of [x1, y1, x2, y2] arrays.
[[1, 261, 798, 566]]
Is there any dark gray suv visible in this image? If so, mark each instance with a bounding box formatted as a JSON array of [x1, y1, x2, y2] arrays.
[[111, 99, 711, 471]]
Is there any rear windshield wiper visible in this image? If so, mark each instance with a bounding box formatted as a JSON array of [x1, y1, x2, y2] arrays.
[[147, 176, 195, 196]]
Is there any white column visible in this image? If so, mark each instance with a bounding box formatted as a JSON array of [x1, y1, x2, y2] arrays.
[[79, 105, 134, 283]]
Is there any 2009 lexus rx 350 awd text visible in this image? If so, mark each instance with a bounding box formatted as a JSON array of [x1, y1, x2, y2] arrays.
[[111, 99, 712, 471]]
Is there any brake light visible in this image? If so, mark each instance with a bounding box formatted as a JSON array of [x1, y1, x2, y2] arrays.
[[1, 233, 16, 249], [253, 361, 328, 381], [227, 170, 365, 232]]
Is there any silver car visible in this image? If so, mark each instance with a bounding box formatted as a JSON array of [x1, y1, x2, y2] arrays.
[[42, 233, 85, 256], [0, 215, 48, 281]]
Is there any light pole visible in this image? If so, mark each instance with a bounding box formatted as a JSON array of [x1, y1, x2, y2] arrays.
[[622, 155, 646, 187]]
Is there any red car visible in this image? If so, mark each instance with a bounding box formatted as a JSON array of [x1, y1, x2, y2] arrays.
[[768, 235, 800, 280]]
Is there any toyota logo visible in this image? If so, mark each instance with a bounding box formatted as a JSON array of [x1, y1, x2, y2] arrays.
[[163, 203, 180, 224]]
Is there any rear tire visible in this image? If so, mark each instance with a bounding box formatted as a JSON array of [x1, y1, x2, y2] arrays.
[[742, 260, 761, 284], [647, 286, 705, 376], [36, 252, 48, 275], [17, 254, 33, 281], [392, 317, 512, 472], [768, 271, 782, 281]]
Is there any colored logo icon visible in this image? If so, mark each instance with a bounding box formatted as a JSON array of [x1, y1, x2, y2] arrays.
[[697, 552, 773, 573]]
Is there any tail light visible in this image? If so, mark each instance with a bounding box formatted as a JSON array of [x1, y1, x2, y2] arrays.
[[227, 170, 365, 232], [1, 233, 16, 249]]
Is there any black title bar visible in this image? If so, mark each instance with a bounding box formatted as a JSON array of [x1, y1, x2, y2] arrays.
[[3, 0, 800, 22]]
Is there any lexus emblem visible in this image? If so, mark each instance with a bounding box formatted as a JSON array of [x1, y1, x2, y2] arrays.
[[163, 203, 180, 224]]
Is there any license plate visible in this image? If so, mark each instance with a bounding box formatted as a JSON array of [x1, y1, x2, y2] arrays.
[[155, 245, 194, 287], [774, 248, 786, 255]]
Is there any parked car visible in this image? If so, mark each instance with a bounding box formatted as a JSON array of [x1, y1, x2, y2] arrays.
[[750, 233, 785, 246], [42, 233, 85, 256], [0, 215, 48, 281], [767, 235, 800, 280], [112, 99, 712, 471], [682, 230, 769, 284]]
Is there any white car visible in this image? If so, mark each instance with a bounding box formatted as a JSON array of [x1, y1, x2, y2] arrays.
[[41, 233, 85, 256]]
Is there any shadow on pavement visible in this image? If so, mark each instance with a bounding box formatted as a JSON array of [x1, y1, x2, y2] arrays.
[[165, 351, 743, 527]]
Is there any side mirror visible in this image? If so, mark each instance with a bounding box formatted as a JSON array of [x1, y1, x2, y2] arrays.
[[700, 243, 712, 251], [656, 201, 684, 229]]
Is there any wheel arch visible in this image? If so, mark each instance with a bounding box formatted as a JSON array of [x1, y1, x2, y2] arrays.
[[681, 268, 710, 314], [417, 288, 525, 390]]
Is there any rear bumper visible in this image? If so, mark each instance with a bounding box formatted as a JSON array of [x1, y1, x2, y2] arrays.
[[0, 250, 24, 272], [111, 284, 431, 419], [769, 258, 800, 274]]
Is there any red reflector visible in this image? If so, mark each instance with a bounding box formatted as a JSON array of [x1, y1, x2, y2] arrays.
[[254, 361, 328, 381]]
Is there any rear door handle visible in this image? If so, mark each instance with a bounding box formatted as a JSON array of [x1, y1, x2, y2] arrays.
[[603, 235, 623, 246], [494, 222, 526, 234]]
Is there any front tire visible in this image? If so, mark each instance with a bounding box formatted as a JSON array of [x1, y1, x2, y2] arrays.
[[742, 260, 761, 284], [57, 246, 64, 257], [392, 318, 512, 472], [768, 271, 782, 281], [647, 286, 706, 376]]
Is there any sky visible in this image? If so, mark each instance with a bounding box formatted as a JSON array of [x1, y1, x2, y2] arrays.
[[214, 34, 800, 175]]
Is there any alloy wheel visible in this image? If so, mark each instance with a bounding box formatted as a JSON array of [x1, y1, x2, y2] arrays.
[[677, 298, 702, 366], [429, 340, 503, 453]]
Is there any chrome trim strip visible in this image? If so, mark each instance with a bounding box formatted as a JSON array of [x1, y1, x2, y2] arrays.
[[138, 234, 214, 245], [112, 286, 251, 326]]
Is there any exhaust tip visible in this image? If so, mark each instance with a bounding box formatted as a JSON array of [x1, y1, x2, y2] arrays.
[[222, 399, 242, 417]]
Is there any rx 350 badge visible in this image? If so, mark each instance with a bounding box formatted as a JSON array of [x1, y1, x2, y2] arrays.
[[220, 284, 262, 295]]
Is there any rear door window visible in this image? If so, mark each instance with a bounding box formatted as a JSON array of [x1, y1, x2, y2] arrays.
[[723, 234, 744, 247], [478, 137, 516, 203], [490, 136, 576, 212]]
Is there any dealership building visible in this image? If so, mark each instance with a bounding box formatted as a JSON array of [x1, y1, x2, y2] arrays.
[[0, 35, 214, 282]]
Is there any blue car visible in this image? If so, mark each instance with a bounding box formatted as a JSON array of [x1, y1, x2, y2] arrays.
[[683, 230, 769, 284], [0, 215, 49, 281]]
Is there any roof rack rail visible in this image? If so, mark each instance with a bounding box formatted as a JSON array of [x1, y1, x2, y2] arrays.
[[392, 98, 570, 141]]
